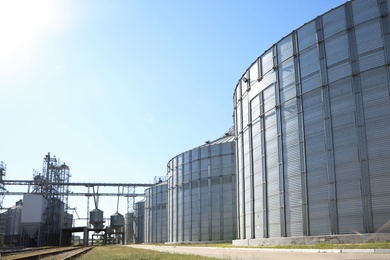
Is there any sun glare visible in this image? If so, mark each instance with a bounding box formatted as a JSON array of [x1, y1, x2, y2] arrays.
[[0, 0, 62, 74]]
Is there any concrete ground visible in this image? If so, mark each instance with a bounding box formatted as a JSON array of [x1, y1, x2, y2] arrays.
[[127, 244, 390, 260]]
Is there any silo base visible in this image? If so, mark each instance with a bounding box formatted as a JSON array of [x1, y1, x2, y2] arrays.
[[165, 240, 233, 245], [232, 233, 390, 246]]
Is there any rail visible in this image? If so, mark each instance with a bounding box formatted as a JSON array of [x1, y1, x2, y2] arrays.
[[1, 246, 93, 260]]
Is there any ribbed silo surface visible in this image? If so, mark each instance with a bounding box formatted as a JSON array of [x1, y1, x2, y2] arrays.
[[167, 134, 236, 243], [124, 212, 134, 244], [234, 0, 390, 242], [111, 213, 124, 229], [133, 201, 144, 243], [144, 182, 167, 243], [89, 209, 104, 229], [5, 205, 22, 236]]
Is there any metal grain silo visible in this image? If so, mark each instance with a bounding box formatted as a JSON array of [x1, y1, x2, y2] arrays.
[[133, 200, 144, 243], [167, 131, 236, 243], [111, 213, 124, 229], [4, 200, 22, 245], [89, 209, 104, 229], [109, 212, 124, 244], [144, 181, 167, 243], [233, 0, 390, 245], [124, 212, 134, 244], [6, 202, 22, 236]]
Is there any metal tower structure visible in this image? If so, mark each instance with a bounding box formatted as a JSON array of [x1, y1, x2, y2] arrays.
[[0, 161, 6, 210], [32, 153, 71, 207]]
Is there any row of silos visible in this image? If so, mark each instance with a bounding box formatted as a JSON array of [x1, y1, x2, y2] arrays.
[[0, 200, 22, 245], [106, 0, 390, 246], [0, 194, 73, 247]]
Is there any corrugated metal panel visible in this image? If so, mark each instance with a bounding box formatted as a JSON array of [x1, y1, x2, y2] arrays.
[[251, 95, 261, 121], [264, 107, 280, 238], [183, 163, 191, 182], [387, 0, 390, 14], [355, 19, 383, 55], [360, 66, 387, 90], [327, 62, 351, 83], [282, 100, 302, 236], [262, 49, 274, 75], [302, 89, 330, 236], [253, 177, 264, 238], [200, 146, 208, 159], [279, 59, 295, 89], [299, 46, 320, 78], [183, 151, 190, 163], [323, 6, 346, 38], [279, 58, 296, 103], [260, 71, 276, 93], [325, 33, 349, 66], [298, 21, 317, 51], [280, 84, 296, 104], [352, 0, 379, 25], [359, 50, 385, 71], [243, 93, 249, 127], [6, 206, 22, 235], [360, 66, 390, 233], [301, 73, 321, 93], [329, 79, 363, 234], [268, 193, 281, 237], [277, 35, 293, 63], [221, 142, 234, 155], [361, 67, 388, 120], [263, 84, 275, 112], [191, 147, 199, 161], [249, 59, 259, 83]]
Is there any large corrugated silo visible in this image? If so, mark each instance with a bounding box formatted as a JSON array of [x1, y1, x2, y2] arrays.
[[133, 200, 145, 243], [233, 0, 390, 245], [144, 181, 167, 243], [167, 132, 236, 243], [3, 200, 22, 245]]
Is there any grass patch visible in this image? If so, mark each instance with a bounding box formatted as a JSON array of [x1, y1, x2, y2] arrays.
[[78, 245, 220, 260]]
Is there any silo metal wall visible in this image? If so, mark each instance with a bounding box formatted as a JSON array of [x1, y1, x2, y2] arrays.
[[3, 206, 22, 245], [124, 212, 134, 244], [167, 142, 236, 243], [234, 0, 390, 240], [144, 182, 167, 243], [133, 201, 144, 243], [5, 206, 22, 236]]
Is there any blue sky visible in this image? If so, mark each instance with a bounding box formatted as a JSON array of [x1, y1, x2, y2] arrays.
[[1, 0, 346, 224]]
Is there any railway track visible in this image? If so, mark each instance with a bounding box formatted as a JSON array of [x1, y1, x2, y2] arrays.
[[1, 246, 93, 260]]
